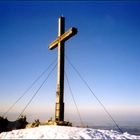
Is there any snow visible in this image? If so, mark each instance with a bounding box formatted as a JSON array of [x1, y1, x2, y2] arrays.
[[0, 125, 140, 139]]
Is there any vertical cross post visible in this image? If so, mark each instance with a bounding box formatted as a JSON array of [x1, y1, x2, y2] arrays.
[[55, 17, 65, 121]]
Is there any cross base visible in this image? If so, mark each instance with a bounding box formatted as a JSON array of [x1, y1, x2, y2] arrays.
[[45, 120, 72, 126]]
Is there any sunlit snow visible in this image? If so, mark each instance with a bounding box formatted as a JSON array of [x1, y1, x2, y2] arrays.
[[0, 125, 140, 139]]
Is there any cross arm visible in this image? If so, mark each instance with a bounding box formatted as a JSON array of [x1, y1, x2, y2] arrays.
[[48, 27, 77, 50]]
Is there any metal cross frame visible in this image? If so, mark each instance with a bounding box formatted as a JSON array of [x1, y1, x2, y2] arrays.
[[48, 17, 77, 122]]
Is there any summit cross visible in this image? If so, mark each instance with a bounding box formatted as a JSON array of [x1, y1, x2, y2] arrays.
[[48, 17, 77, 122]]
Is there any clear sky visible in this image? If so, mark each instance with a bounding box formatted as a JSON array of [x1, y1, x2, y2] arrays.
[[0, 1, 140, 126]]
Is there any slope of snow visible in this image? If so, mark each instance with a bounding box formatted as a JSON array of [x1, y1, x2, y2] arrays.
[[0, 125, 140, 139]]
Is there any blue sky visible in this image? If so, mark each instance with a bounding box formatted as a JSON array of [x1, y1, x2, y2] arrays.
[[0, 1, 140, 126]]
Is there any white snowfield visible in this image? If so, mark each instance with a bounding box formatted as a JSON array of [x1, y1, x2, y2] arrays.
[[0, 125, 140, 139]]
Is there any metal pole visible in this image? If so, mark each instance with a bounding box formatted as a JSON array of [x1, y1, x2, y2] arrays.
[[55, 17, 65, 121]]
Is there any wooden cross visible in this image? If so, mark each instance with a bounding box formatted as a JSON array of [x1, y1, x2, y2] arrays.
[[48, 17, 77, 122]]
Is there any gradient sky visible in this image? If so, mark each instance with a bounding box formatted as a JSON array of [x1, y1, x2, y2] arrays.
[[0, 1, 140, 126]]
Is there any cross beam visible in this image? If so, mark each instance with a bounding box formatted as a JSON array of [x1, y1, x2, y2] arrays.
[[48, 17, 77, 122], [49, 27, 77, 50]]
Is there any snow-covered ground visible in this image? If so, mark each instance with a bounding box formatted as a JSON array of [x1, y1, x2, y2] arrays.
[[0, 125, 140, 139]]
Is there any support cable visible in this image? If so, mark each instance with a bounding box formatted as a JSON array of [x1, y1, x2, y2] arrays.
[[18, 63, 57, 119], [65, 71, 84, 127], [3, 58, 57, 117], [66, 56, 123, 134]]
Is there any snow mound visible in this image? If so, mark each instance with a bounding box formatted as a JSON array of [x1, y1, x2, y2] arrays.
[[0, 125, 140, 139]]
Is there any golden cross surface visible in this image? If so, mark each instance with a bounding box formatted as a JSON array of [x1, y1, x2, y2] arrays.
[[48, 17, 77, 123], [48, 27, 77, 50]]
